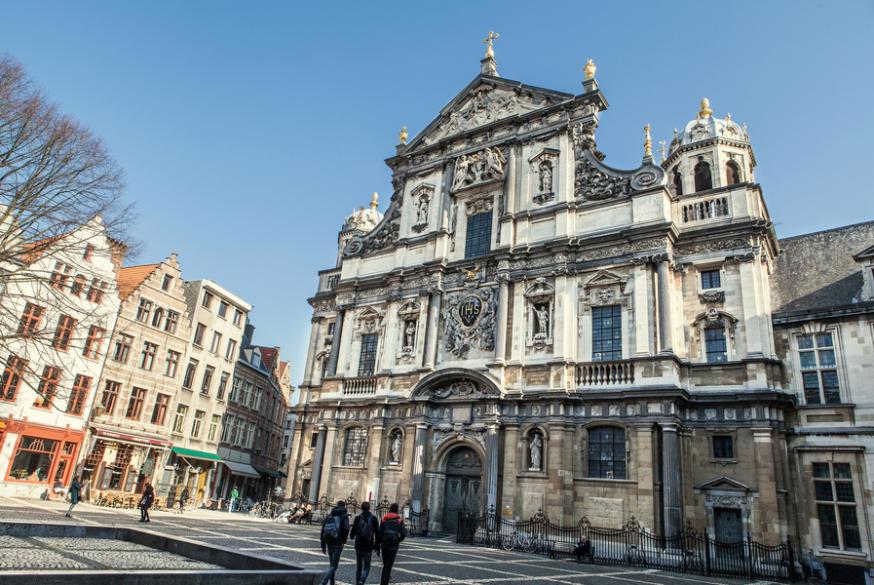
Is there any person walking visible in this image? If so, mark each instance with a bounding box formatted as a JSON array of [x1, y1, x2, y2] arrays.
[[139, 483, 155, 523], [350, 501, 380, 585], [319, 500, 350, 585], [178, 486, 189, 514], [64, 476, 81, 518], [229, 486, 239, 513], [377, 503, 406, 585]]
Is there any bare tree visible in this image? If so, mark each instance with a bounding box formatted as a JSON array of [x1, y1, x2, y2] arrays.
[[0, 55, 135, 412]]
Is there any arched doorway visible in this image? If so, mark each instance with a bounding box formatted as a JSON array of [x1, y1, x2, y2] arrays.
[[442, 446, 482, 532]]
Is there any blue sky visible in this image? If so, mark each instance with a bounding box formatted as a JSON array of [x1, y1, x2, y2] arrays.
[[5, 0, 872, 384]]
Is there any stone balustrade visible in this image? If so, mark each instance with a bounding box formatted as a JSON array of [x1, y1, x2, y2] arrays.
[[575, 360, 636, 386], [341, 376, 378, 396]]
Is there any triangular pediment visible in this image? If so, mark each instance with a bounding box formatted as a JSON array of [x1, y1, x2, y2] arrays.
[[697, 476, 751, 492], [853, 243, 874, 261], [583, 269, 626, 288], [407, 75, 574, 150]]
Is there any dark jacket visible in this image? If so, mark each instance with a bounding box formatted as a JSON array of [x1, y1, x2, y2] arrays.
[[68, 479, 81, 504], [350, 511, 380, 551], [139, 486, 155, 509], [320, 506, 351, 549], [377, 512, 407, 552]]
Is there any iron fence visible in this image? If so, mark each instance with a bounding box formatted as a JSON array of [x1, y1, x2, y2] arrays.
[[456, 508, 798, 582], [287, 492, 429, 537]]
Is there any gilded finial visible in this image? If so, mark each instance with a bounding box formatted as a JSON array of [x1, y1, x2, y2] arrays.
[[659, 140, 667, 163], [698, 97, 713, 119], [483, 31, 499, 59], [583, 59, 596, 79], [399, 126, 408, 145], [643, 124, 652, 158], [370, 192, 379, 210]]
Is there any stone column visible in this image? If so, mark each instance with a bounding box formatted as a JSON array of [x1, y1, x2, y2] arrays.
[[632, 264, 653, 356], [409, 423, 429, 512], [423, 291, 442, 369], [326, 309, 346, 376], [656, 259, 674, 354], [318, 425, 338, 500], [302, 318, 321, 385], [366, 425, 385, 502], [739, 259, 764, 356], [661, 424, 683, 537], [752, 428, 779, 543], [501, 425, 519, 519], [484, 424, 500, 512], [494, 277, 509, 362], [308, 425, 328, 502]]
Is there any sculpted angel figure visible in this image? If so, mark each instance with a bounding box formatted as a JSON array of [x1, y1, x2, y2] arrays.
[[453, 155, 472, 190], [529, 432, 543, 471], [484, 147, 506, 178]]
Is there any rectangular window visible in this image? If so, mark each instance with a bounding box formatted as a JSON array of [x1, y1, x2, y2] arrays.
[[165, 350, 180, 377], [233, 309, 243, 327], [220, 415, 232, 443], [86, 279, 105, 303], [712, 435, 734, 459], [225, 339, 237, 360], [8, 436, 59, 483], [182, 359, 198, 389], [140, 341, 158, 370], [172, 404, 188, 434], [83, 244, 95, 261], [591, 305, 622, 361], [70, 275, 86, 297], [218, 301, 228, 319], [82, 325, 105, 359], [207, 414, 221, 442], [100, 380, 121, 415], [164, 310, 179, 334], [798, 333, 840, 404], [191, 410, 205, 438], [66, 374, 91, 415], [18, 303, 45, 336], [311, 433, 319, 448], [587, 427, 626, 479], [151, 308, 164, 328], [464, 211, 493, 259], [705, 325, 728, 363], [193, 323, 206, 347], [52, 315, 77, 351], [217, 372, 230, 400], [342, 428, 368, 466], [151, 393, 170, 425], [202, 291, 214, 309], [358, 333, 379, 377], [113, 334, 133, 363], [200, 365, 215, 395], [125, 387, 147, 420], [327, 322, 336, 337], [135, 299, 152, 323], [50, 261, 71, 290], [701, 269, 721, 289], [814, 462, 861, 550], [241, 380, 252, 407], [161, 274, 173, 291], [1, 355, 27, 401], [210, 331, 222, 354], [33, 366, 61, 409]]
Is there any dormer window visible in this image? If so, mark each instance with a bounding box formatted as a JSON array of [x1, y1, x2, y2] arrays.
[[694, 160, 712, 192], [725, 160, 741, 185]]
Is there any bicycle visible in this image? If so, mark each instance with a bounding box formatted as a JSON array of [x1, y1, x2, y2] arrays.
[[502, 529, 545, 553]]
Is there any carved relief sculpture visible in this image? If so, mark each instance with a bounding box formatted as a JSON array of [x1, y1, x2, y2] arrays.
[[451, 147, 507, 192], [442, 287, 498, 358], [574, 156, 632, 201], [411, 184, 434, 233]]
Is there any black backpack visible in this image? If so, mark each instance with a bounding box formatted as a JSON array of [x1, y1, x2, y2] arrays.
[[382, 518, 402, 549], [323, 515, 341, 543], [355, 513, 374, 546]]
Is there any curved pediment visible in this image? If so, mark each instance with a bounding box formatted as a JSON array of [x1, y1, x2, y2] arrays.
[[411, 368, 501, 399], [574, 150, 667, 202]]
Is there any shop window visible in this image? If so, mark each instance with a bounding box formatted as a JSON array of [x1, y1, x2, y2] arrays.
[[8, 436, 58, 482]]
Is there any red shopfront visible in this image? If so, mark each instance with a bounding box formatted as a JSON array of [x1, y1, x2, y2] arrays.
[[1, 419, 83, 492]]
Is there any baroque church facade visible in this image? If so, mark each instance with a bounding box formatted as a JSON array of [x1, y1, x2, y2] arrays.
[[285, 46, 874, 581]]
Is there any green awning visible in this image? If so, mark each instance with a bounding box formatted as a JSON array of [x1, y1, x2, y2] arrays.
[[171, 446, 221, 461]]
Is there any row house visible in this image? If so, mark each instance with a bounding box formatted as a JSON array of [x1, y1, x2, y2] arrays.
[[0, 218, 122, 498]]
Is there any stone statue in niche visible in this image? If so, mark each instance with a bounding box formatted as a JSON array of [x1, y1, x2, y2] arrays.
[[534, 304, 549, 337], [389, 431, 402, 464], [415, 196, 429, 226], [539, 161, 553, 193], [403, 320, 417, 350], [529, 432, 542, 471]]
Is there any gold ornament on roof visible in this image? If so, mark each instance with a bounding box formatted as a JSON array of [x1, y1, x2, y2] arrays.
[[698, 97, 713, 119], [483, 31, 499, 59], [370, 192, 379, 210], [583, 59, 596, 79], [643, 124, 652, 158], [399, 126, 408, 145]]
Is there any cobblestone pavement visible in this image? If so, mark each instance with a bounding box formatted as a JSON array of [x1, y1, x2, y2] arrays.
[[0, 496, 778, 584]]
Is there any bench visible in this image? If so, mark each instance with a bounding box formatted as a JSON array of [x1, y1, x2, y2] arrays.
[[548, 540, 594, 563]]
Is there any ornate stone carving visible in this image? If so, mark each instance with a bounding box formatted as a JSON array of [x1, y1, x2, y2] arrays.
[[524, 278, 555, 351], [466, 196, 494, 216], [699, 290, 725, 304], [431, 380, 496, 399], [575, 157, 631, 201], [674, 238, 749, 256], [344, 206, 401, 257], [397, 299, 421, 361], [411, 184, 434, 233], [529, 148, 559, 205], [431, 85, 548, 142], [442, 287, 498, 358], [451, 147, 507, 192], [579, 270, 631, 311]]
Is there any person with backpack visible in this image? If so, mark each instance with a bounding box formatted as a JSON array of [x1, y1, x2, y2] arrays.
[[377, 503, 406, 585], [350, 501, 380, 585], [319, 500, 350, 585]]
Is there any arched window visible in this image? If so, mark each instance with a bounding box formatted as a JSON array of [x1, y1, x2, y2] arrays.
[[151, 307, 164, 328], [694, 161, 712, 192], [725, 160, 741, 185], [342, 427, 367, 466], [587, 426, 626, 479], [672, 169, 683, 196]]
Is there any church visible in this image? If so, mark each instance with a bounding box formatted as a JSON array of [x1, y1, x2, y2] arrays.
[[285, 37, 874, 582]]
